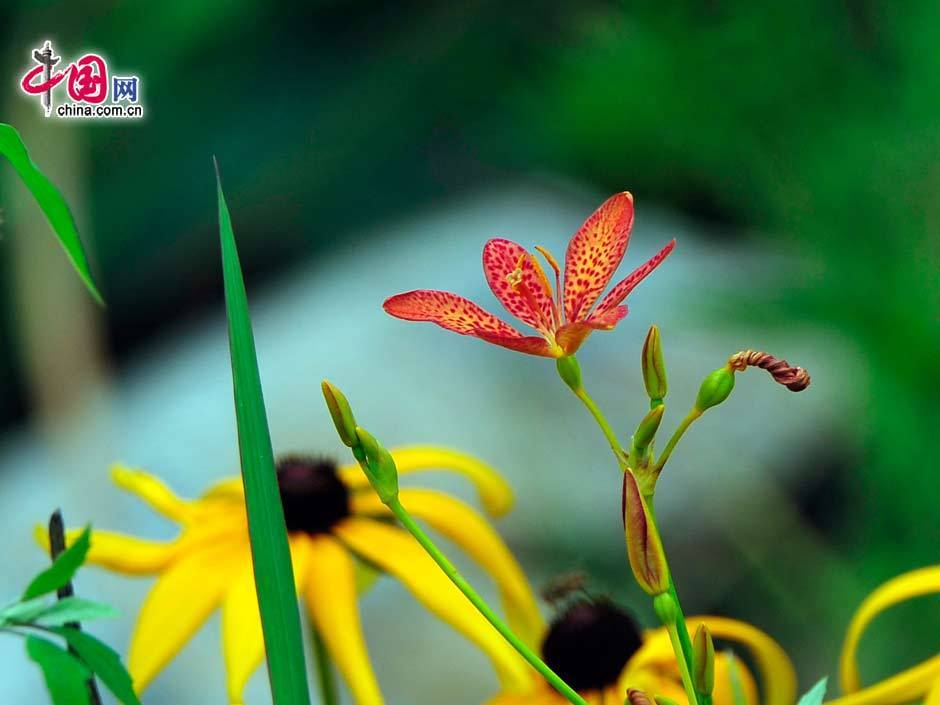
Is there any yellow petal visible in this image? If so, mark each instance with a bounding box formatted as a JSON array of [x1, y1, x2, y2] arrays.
[[34, 525, 178, 575], [627, 616, 795, 705], [304, 533, 384, 705], [826, 656, 940, 705], [621, 649, 757, 705], [110, 465, 192, 522], [201, 476, 245, 500], [339, 446, 514, 516], [221, 536, 311, 704], [839, 566, 940, 693], [129, 538, 244, 691], [334, 517, 533, 692], [351, 488, 545, 646], [925, 675, 940, 705]]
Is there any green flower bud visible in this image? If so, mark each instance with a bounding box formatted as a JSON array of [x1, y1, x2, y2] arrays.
[[692, 623, 715, 696], [694, 365, 735, 412], [627, 689, 654, 705], [654, 697, 681, 705], [321, 380, 359, 448], [642, 325, 667, 403], [632, 404, 665, 458], [622, 469, 670, 596], [652, 592, 678, 624], [555, 355, 582, 391], [354, 426, 399, 504]]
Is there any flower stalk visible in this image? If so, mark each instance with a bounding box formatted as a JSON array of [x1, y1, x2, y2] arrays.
[[322, 381, 590, 705]]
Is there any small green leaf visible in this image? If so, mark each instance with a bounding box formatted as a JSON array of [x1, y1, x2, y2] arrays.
[[26, 635, 92, 705], [1, 595, 54, 625], [35, 597, 119, 626], [216, 162, 311, 705], [51, 626, 141, 705], [725, 651, 748, 705], [796, 678, 829, 705], [0, 124, 103, 304], [23, 527, 91, 600]]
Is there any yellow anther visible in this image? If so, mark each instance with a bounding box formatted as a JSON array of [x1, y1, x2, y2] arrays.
[[506, 267, 523, 288], [534, 246, 561, 278]]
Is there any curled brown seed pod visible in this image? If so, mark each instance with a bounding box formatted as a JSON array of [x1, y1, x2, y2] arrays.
[[728, 349, 811, 391], [627, 688, 655, 705]]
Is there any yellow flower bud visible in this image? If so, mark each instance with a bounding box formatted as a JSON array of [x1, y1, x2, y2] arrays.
[[321, 380, 359, 448], [622, 469, 670, 596], [642, 325, 667, 404]]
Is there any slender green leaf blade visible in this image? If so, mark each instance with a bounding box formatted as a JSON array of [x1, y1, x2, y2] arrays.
[[24, 527, 91, 600], [796, 678, 828, 705], [51, 626, 140, 705], [216, 163, 311, 705], [0, 124, 103, 304], [725, 651, 748, 705], [35, 597, 119, 626], [26, 635, 92, 705]]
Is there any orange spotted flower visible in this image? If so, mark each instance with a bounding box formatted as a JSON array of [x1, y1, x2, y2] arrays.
[[383, 193, 675, 358]]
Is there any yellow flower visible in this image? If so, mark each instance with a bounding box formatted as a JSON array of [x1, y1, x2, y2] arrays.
[[484, 599, 797, 705], [830, 565, 940, 705], [37, 447, 545, 705]]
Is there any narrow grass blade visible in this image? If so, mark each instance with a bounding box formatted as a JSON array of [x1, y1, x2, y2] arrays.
[[0, 123, 103, 304], [216, 161, 311, 705]]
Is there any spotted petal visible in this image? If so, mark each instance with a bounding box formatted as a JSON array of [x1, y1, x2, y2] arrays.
[[593, 239, 676, 316], [474, 329, 559, 357], [383, 290, 523, 340], [563, 192, 634, 322], [483, 238, 556, 331], [555, 306, 629, 355]]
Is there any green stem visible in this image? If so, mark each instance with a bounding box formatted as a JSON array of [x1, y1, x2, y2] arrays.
[[664, 620, 700, 705], [646, 502, 695, 675], [386, 497, 589, 705], [310, 624, 338, 705], [653, 408, 702, 474]]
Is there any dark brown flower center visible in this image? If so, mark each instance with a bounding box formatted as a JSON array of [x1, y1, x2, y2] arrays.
[[276, 456, 349, 534], [541, 599, 643, 692]]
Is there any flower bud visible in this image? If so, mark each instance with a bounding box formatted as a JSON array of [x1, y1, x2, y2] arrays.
[[632, 404, 664, 458], [692, 623, 715, 696], [555, 355, 582, 391], [354, 426, 399, 504], [627, 689, 654, 705], [694, 365, 735, 412], [321, 380, 359, 448], [642, 325, 667, 404], [622, 469, 670, 596]]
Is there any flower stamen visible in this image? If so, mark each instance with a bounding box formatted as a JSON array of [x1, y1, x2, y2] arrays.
[[535, 245, 564, 324]]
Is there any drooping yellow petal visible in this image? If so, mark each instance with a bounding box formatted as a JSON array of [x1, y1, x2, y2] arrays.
[[221, 536, 312, 704], [826, 656, 940, 705], [334, 517, 533, 692], [129, 539, 244, 692], [839, 566, 940, 693], [110, 465, 192, 522], [201, 476, 245, 500], [627, 617, 795, 705], [34, 525, 178, 575], [924, 675, 940, 705], [304, 532, 384, 705], [339, 446, 514, 516], [351, 488, 545, 646]]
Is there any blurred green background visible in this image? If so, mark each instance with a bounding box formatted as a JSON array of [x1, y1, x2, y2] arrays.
[[2, 1, 939, 703]]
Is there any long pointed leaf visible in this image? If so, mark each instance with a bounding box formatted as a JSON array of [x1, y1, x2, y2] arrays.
[[51, 626, 140, 705], [216, 162, 311, 705], [0, 123, 103, 304], [26, 635, 92, 705], [24, 527, 91, 600]]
